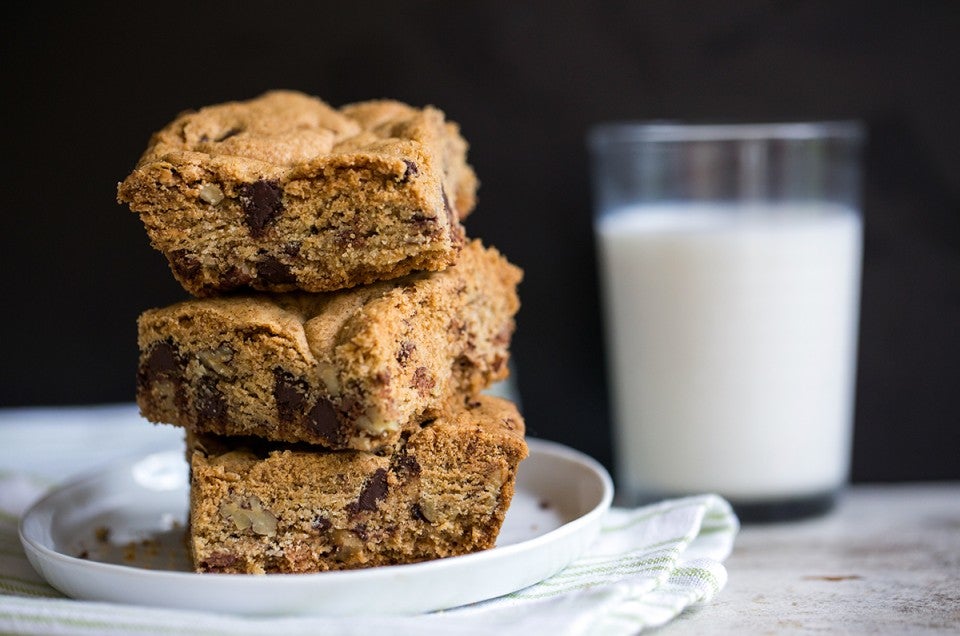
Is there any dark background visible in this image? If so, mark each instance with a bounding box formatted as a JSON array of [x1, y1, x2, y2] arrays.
[[4, 2, 958, 482]]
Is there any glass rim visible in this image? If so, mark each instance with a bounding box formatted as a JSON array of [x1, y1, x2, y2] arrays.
[[588, 120, 865, 147]]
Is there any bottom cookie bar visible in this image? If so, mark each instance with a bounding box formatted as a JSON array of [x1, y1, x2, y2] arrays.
[[188, 395, 527, 573]]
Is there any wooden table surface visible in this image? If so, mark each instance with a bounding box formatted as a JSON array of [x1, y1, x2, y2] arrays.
[[665, 483, 960, 634]]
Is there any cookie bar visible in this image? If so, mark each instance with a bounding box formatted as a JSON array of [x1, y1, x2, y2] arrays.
[[117, 90, 478, 296], [137, 240, 521, 451], [188, 395, 528, 573]]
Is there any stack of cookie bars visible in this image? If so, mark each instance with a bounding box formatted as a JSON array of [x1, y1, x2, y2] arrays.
[[117, 91, 527, 574]]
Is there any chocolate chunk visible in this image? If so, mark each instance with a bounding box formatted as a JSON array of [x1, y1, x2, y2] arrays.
[[273, 368, 308, 422], [256, 255, 297, 285], [195, 375, 227, 424], [168, 250, 202, 281], [353, 524, 369, 541], [348, 469, 389, 514], [411, 503, 429, 522], [218, 265, 253, 292], [238, 180, 284, 237], [143, 341, 180, 376], [201, 551, 240, 572], [412, 367, 435, 393], [396, 341, 415, 365], [392, 454, 421, 479], [307, 398, 342, 445], [401, 159, 419, 181], [137, 341, 188, 412], [312, 516, 331, 532]]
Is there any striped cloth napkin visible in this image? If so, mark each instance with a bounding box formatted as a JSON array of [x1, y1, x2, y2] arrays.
[[1, 470, 737, 636]]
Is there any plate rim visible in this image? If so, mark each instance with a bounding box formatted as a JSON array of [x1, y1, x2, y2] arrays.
[[19, 438, 613, 612]]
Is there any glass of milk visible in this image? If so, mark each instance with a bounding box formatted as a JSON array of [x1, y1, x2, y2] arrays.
[[588, 122, 864, 520]]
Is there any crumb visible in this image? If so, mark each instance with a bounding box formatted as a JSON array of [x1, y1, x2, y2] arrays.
[[95, 526, 111, 543], [538, 499, 551, 510]]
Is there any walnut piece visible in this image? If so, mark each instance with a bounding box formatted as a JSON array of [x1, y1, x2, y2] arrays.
[[332, 529, 364, 560], [219, 495, 278, 536]]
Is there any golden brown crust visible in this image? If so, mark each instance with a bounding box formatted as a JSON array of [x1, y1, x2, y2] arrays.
[[117, 91, 478, 296]]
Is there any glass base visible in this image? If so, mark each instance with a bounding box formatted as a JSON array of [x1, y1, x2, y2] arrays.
[[729, 491, 837, 523]]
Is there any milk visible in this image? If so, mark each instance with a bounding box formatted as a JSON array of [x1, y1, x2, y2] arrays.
[[596, 203, 862, 502]]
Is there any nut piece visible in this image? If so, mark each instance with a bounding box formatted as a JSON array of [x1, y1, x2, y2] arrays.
[[416, 498, 439, 523], [197, 346, 235, 378], [317, 362, 340, 396], [331, 529, 364, 561], [485, 464, 509, 491], [199, 183, 224, 205], [219, 495, 278, 536]]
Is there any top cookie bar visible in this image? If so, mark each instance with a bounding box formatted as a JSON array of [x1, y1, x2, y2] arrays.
[[117, 91, 478, 296]]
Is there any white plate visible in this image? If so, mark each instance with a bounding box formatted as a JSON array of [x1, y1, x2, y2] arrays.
[[20, 438, 612, 616]]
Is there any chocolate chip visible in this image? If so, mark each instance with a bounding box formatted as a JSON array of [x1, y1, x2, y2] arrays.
[[137, 341, 188, 412], [353, 524, 369, 541], [273, 368, 308, 422], [238, 180, 284, 237], [201, 551, 240, 572], [312, 516, 331, 532], [168, 250, 202, 281], [256, 255, 297, 285], [219, 265, 253, 291], [143, 341, 180, 376], [195, 375, 227, 424], [347, 468, 389, 514], [396, 341, 415, 365], [412, 367, 435, 393], [307, 398, 342, 445], [411, 503, 429, 522], [392, 454, 421, 479], [401, 160, 419, 181]]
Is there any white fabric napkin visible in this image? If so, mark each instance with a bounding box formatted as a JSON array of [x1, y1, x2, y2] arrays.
[[0, 471, 737, 636]]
